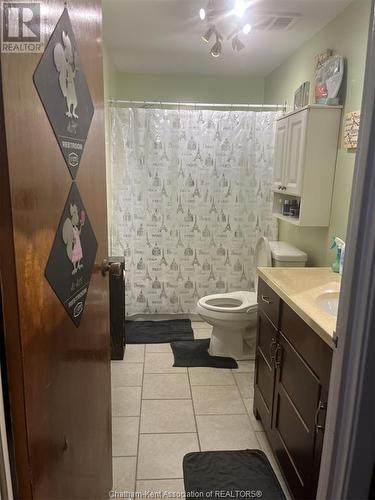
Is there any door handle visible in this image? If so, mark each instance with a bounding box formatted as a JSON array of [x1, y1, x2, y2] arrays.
[[315, 400, 326, 433], [101, 259, 110, 276], [102, 259, 124, 277], [261, 295, 272, 304]]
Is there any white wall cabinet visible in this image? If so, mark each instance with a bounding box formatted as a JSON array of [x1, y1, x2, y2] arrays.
[[272, 105, 342, 227]]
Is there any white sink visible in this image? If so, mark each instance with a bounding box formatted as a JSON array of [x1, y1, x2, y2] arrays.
[[316, 292, 340, 317]]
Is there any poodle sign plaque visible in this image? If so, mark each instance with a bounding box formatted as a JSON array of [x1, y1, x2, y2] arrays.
[[33, 8, 94, 179], [45, 183, 98, 326]]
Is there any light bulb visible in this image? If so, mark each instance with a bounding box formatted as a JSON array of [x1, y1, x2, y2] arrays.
[[199, 8, 206, 21], [243, 23, 251, 34], [211, 39, 222, 57], [233, 0, 249, 18]]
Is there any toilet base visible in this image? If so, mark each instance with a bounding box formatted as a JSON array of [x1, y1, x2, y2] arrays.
[[208, 325, 253, 361]]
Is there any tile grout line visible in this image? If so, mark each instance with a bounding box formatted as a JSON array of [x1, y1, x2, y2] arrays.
[[231, 364, 260, 436], [188, 334, 202, 453], [133, 344, 146, 493]]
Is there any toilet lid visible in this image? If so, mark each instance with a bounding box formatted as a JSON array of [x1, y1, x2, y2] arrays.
[[255, 237, 272, 267]]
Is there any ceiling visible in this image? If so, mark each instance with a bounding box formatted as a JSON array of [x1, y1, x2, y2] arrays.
[[103, 0, 353, 77]]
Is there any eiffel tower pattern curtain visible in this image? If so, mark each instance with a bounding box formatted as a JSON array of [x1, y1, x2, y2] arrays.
[[109, 108, 278, 316]]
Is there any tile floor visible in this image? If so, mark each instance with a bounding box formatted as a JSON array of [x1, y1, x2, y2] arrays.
[[111, 321, 292, 499]]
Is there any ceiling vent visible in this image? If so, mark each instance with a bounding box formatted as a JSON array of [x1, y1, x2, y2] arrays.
[[251, 14, 301, 31]]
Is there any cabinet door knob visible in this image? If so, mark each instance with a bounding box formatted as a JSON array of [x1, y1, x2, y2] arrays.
[[278, 185, 282, 190], [315, 400, 326, 433]]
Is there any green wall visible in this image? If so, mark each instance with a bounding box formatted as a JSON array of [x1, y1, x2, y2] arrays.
[[112, 72, 265, 104], [264, 0, 371, 266]]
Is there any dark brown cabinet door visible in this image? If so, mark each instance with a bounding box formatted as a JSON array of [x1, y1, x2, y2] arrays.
[[272, 332, 322, 499], [254, 310, 278, 434]]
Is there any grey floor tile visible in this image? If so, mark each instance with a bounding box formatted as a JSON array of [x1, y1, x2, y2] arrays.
[[112, 386, 142, 417], [197, 414, 260, 451], [146, 343, 172, 353], [191, 321, 212, 330], [234, 372, 254, 399], [112, 416, 139, 456], [111, 362, 143, 387], [124, 344, 145, 363], [243, 399, 264, 431], [141, 399, 195, 434], [112, 456, 136, 493], [193, 328, 213, 339], [188, 367, 235, 386], [137, 433, 199, 479], [235, 360, 255, 373], [136, 479, 185, 495], [143, 373, 190, 399], [144, 352, 187, 374], [192, 385, 245, 415]]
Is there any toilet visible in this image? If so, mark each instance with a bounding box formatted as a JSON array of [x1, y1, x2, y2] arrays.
[[196, 237, 308, 360]]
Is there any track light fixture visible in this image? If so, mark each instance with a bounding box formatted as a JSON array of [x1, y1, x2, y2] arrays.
[[233, 0, 250, 18], [232, 35, 245, 52], [210, 35, 222, 58], [199, 0, 252, 57], [202, 26, 215, 43], [243, 23, 251, 34]]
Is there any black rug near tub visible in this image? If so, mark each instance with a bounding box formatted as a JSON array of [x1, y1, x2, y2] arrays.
[[125, 319, 194, 344], [183, 449, 286, 500], [171, 338, 238, 369]]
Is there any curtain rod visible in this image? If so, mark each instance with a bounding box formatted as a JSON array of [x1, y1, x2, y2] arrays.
[[108, 99, 287, 111]]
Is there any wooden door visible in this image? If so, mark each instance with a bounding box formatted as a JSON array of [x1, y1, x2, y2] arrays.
[[271, 332, 321, 499], [0, 1, 111, 498], [284, 109, 308, 196], [272, 118, 288, 192]]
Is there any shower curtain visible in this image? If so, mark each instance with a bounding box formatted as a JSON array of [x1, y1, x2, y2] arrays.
[[109, 107, 278, 316]]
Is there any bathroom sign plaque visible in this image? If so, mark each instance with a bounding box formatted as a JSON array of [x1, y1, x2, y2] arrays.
[[45, 183, 98, 326], [33, 8, 94, 179]]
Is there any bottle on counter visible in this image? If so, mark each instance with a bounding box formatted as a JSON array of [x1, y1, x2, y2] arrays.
[[282, 199, 291, 216]]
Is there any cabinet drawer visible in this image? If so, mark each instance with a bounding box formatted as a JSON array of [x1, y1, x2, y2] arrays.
[[257, 279, 280, 328], [280, 302, 332, 385]]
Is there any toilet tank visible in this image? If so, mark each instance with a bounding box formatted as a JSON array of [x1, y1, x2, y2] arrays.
[[269, 241, 308, 267]]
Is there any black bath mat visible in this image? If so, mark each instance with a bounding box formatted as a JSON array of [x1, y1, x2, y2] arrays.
[[171, 338, 238, 369], [183, 449, 286, 500], [125, 319, 194, 344]]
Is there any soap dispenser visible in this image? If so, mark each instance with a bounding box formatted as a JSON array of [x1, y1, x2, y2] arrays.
[[331, 237, 345, 274]]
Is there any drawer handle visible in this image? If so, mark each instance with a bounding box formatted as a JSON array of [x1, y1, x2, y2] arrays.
[[269, 339, 277, 362], [261, 295, 272, 304], [275, 344, 282, 368], [315, 400, 326, 433]]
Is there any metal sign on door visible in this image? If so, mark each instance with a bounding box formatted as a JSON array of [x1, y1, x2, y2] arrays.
[[45, 183, 98, 326], [33, 8, 94, 179]]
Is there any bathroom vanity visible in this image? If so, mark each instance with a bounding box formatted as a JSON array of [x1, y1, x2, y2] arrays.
[[253, 268, 340, 500]]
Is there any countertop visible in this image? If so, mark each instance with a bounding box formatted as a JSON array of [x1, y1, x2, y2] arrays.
[[257, 267, 341, 348]]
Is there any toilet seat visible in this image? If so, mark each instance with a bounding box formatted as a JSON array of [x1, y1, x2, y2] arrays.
[[198, 291, 257, 313]]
